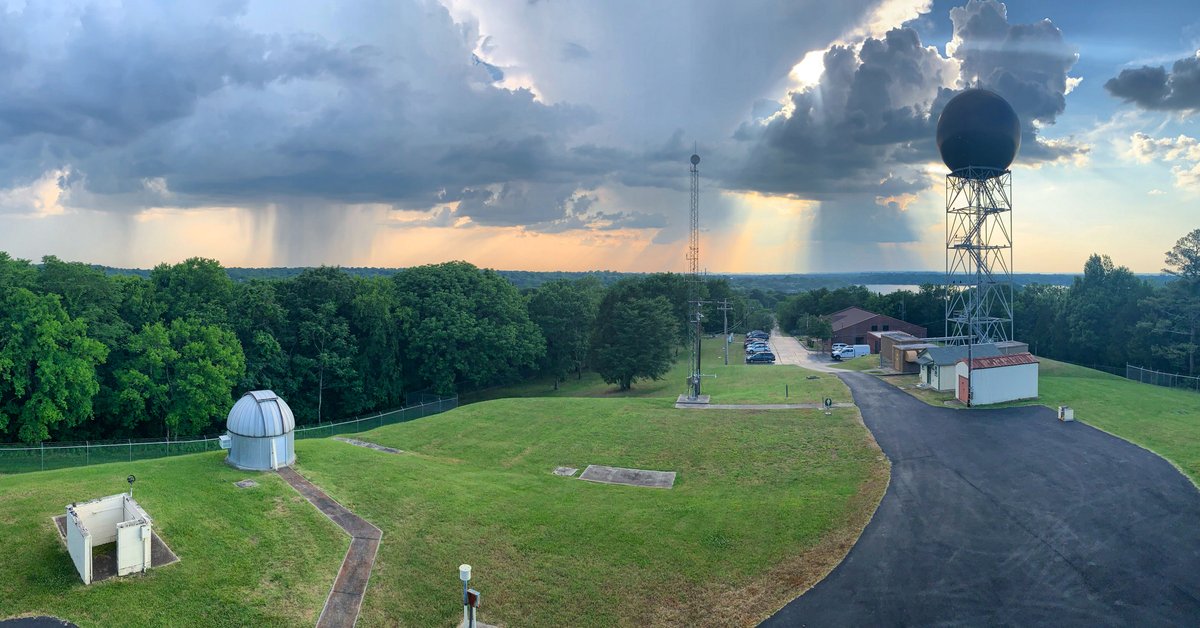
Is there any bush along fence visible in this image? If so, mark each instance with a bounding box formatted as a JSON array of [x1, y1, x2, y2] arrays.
[[1126, 364, 1200, 392], [0, 394, 458, 475]]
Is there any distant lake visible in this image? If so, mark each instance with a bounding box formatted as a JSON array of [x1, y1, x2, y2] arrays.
[[864, 284, 921, 294]]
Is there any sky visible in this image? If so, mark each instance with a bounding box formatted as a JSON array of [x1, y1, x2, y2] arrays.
[[0, 0, 1197, 273]]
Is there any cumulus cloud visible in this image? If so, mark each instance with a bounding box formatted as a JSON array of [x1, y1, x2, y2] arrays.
[[1128, 132, 1200, 190], [1105, 53, 1200, 112]]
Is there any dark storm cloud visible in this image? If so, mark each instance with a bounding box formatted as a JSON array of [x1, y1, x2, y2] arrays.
[[733, 0, 1082, 199], [0, 0, 616, 233], [1105, 54, 1200, 111]]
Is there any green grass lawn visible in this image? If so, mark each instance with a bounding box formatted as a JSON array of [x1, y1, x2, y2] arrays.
[[830, 355, 886, 372], [295, 396, 886, 627], [468, 335, 851, 404], [0, 454, 346, 627], [878, 357, 1200, 485]]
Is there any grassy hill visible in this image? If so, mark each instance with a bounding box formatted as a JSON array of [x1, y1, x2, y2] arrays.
[[0, 454, 346, 626], [0, 342, 887, 626]]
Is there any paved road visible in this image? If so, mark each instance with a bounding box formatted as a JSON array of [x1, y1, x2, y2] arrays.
[[768, 335, 841, 373], [764, 371, 1200, 627]]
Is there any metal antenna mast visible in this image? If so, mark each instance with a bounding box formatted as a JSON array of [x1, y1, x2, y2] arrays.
[[687, 151, 704, 399]]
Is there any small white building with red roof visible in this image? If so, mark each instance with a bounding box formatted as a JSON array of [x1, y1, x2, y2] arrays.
[[954, 352, 1039, 406]]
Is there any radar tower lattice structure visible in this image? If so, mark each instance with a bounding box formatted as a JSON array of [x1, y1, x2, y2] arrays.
[[945, 167, 1013, 344]]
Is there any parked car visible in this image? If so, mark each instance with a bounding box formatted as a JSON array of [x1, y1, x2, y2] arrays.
[[746, 352, 776, 364], [747, 330, 769, 340], [831, 343, 848, 358], [745, 343, 770, 354]]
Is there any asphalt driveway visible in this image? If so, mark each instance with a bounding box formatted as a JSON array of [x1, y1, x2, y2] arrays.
[[764, 372, 1200, 627]]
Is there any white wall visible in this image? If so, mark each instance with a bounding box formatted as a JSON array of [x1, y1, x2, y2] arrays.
[[955, 362, 1039, 405], [66, 493, 153, 583]]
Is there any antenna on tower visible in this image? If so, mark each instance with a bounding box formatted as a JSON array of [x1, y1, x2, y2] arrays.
[[686, 149, 705, 400]]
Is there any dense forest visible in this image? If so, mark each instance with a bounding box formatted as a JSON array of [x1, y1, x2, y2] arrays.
[[776, 229, 1200, 378], [0, 254, 772, 444]]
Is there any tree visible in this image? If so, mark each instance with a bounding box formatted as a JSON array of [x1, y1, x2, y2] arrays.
[[229, 280, 288, 392], [527, 279, 599, 388], [0, 288, 107, 443], [1064, 254, 1151, 368], [1140, 229, 1200, 375], [591, 295, 676, 390], [394, 262, 544, 394], [117, 319, 245, 438], [151, 257, 235, 325]]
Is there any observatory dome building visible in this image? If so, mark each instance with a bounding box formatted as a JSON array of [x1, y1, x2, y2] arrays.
[[225, 390, 296, 471]]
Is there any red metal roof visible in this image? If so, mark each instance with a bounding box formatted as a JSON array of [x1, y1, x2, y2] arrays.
[[958, 352, 1038, 370]]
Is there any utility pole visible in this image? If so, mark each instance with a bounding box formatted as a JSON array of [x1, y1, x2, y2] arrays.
[[719, 299, 732, 365]]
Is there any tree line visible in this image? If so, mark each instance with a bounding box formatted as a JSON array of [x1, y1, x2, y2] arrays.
[[0, 254, 773, 444], [775, 229, 1200, 378]]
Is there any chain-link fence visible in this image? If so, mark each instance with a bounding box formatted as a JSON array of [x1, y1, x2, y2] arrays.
[[1126, 364, 1200, 392], [0, 395, 458, 475]]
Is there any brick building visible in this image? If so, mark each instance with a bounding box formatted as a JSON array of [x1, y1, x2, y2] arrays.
[[828, 307, 928, 354]]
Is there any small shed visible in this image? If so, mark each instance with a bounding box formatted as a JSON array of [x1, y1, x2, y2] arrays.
[[226, 390, 296, 471], [66, 493, 153, 585], [955, 352, 1039, 406], [917, 344, 1001, 391]]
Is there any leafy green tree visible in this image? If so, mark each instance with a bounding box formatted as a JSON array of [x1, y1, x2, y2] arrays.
[[151, 257, 234, 324], [1140, 229, 1200, 375], [1064, 254, 1151, 368], [229, 280, 289, 392], [591, 295, 676, 390], [349, 278, 408, 410], [527, 279, 599, 387], [276, 267, 364, 422], [117, 319, 245, 438], [0, 288, 107, 443], [394, 262, 544, 394]]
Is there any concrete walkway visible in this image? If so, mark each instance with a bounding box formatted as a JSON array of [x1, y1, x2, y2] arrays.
[[762, 371, 1200, 626], [277, 467, 382, 628]]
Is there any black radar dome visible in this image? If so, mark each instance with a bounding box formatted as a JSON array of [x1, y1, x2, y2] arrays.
[[936, 89, 1020, 174], [690, 154, 700, 165]]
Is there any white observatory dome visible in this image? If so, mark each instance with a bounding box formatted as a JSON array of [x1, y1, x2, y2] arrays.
[[225, 390, 296, 470]]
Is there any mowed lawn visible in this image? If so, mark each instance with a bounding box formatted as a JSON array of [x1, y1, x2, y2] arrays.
[[0, 454, 347, 627], [469, 335, 851, 405], [296, 396, 886, 627]]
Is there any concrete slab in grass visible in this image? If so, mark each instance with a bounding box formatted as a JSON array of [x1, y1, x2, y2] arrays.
[[578, 465, 676, 489], [553, 466, 579, 477]]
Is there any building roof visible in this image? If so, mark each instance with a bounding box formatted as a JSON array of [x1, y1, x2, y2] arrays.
[[959, 352, 1038, 370], [227, 390, 295, 438], [917, 343, 1002, 366], [829, 307, 877, 330]]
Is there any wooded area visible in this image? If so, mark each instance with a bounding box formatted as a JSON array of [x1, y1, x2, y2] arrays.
[[0, 255, 770, 444]]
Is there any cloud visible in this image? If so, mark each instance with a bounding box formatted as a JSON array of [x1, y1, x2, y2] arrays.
[[1127, 132, 1200, 190], [1105, 52, 1200, 111]]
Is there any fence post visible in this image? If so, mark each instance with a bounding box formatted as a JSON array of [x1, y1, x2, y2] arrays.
[[129, 438, 132, 462], [41, 442, 44, 471], [85, 441, 89, 466]]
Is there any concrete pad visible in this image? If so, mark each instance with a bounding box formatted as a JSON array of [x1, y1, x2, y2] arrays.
[[333, 437, 403, 455], [578, 465, 676, 489], [553, 466, 578, 476], [675, 394, 710, 407], [234, 479, 259, 488], [0, 618, 78, 628]]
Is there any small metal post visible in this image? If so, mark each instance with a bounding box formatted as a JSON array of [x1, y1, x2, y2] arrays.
[[459, 564, 471, 626], [86, 441, 89, 466], [785, 384, 789, 399], [129, 438, 132, 462], [41, 442, 44, 471]]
